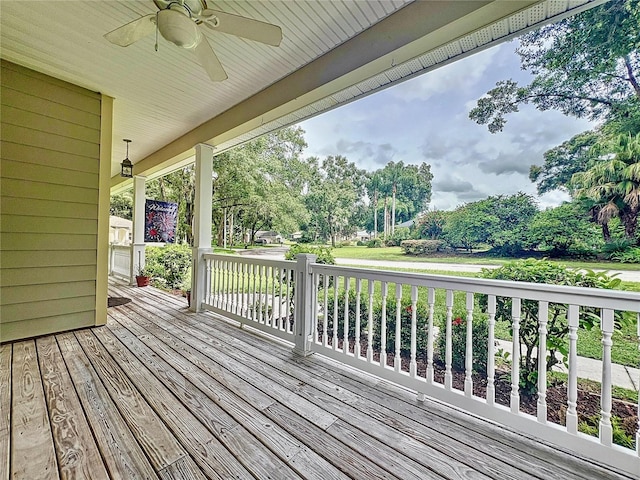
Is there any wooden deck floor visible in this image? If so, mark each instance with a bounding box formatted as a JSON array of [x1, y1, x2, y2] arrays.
[[2, 282, 635, 480]]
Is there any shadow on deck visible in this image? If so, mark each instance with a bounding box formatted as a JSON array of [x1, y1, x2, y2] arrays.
[[2, 281, 635, 479]]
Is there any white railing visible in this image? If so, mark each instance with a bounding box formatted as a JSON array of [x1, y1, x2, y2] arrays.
[[109, 244, 132, 281], [202, 253, 640, 475], [202, 254, 298, 343]]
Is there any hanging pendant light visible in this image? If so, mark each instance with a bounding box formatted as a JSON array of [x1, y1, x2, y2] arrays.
[[120, 139, 133, 177]]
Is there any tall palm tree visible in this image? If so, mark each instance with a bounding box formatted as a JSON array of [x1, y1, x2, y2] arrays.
[[572, 133, 640, 243]]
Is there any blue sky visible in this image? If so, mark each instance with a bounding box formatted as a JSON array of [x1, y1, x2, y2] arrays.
[[297, 41, 594, 211]]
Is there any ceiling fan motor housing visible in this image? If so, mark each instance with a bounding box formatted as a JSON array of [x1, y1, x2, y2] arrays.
[[158, 8, 200, 49]]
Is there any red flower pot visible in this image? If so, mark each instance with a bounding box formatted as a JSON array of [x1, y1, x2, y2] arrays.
[[135, 275, 150, 287]]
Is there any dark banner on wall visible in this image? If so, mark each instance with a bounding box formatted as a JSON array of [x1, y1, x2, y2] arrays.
[[144, 199, 178, 243]]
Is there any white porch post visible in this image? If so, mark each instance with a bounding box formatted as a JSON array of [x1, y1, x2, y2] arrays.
[[190, 144, 214, 312], [293, 253, 317, 356], [130, 175, 146, 284]]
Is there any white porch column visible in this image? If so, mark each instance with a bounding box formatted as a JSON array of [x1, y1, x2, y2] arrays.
[[131, 175, 146, 284], [293, 253, 317, 356], [190, 144, 214, 312]]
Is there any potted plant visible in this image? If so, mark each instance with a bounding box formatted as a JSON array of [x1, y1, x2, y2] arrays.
[[181, 267, 192, 307], [135, 264, 152, 287]]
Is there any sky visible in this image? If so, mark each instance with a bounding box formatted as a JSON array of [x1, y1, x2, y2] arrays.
[[296, 41, 595, 211]]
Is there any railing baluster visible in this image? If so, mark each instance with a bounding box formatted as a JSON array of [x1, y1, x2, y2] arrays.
[[537, 301, 548, 423], [464, 292, 474, 397], [511, 297, 521, 414], [566, 304, 579, 434], [332, 275, 339, 350], [599, 308, 614, 446], [410, 285, 418, 378], [287, 268, 294, 334], [486, 295, 496, 405], [394, 283, 402, 372], [204, 257, 211, 305], [258, 265, 264, 324], [343, 277, 351, 354], [278, 267, 284, 330], [380, 282, 388, 368], [271, 266, 277, 329], [323, 275, 329, 346], [234, 261, 239, 314], [313, 272, 320, 341], [250, 264, 257, 321], [355, 278, 362, 359], [221, 260, 228, 310], [426, 288, 435, 384], [367, 281, 374, 362], [444, 289, 453, 390]]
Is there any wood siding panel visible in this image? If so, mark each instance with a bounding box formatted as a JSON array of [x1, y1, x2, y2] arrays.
[[1, 142, 100, 174], [0, 250, 97, 269], [1, 159, 99, 188], [0, 233, 96, 251], [1, 266, 97, 288], [1, 281, 96, 306], [1, 61, 101, 113], [1, 197, 97, 219], [0, 61, 102, 342], [0, 312, 96, 344], [1, 87, 101, 130], [1, 106, 100, 144], [1, 178, 98, 204], [1, 296, 96, 324]]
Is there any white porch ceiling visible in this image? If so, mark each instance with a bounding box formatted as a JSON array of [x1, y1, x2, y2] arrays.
[[0, 0, 603, 191]]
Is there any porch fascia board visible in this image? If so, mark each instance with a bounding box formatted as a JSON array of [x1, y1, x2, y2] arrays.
[[110, 0, 542, 190]]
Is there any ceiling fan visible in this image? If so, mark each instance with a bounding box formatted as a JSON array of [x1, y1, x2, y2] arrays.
[[104, 0, 282, 82]]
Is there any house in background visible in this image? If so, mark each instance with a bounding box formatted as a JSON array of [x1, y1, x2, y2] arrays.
[[109, 216, 132, 245]]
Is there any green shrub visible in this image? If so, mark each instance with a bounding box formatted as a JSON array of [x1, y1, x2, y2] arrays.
[[400, 239, 444, 255], [339, 240, 352, 247], [579, 415, 635, 449], [145, 244, 192, 289], [436, 315, 489, 374], [480, 259, 623, 395], [366, 238, 384, 248], [610, 247, 640, 263], [285, 243, 335, 265], [356, 240, 366, 246], [385, 227, 411, 247], [373, 297, 429, 356], [603, 238, 633, 257], [325, 289, 369, 341]]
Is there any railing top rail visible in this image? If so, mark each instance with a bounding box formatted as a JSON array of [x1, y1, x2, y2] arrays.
[[311, 263, 640, 311], [110, 244, 132, 250], [203, 252, 295, 269]]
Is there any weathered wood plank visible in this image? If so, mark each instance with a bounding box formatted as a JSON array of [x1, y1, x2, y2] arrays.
[[106, 311, 296, 478], [0, 345, 11, 480], [156, 456, 207, 480], [55, 332, 158, 479], [93, 325, 252, 480], [74, 329, 188, 472], [10, 340, 59, 479], [35, 336, 109, 480], [265, 403, 395, 480]]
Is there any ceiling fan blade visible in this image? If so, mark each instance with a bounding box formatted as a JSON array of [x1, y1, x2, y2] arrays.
[[105, 15, 156, 47], [193, 35, 228, 82], [202, 9, 282, 47]]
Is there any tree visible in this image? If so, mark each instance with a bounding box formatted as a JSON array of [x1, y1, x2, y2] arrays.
[[366, 172, 383, 238], [109, 192, 133, 220], [572, 132, 640, 243], [470, 0, 640, 133], [528, 202, 603, 255], [414, 209, 448, 239], [529, 130, 601, 195], [304, 156, 367, 246]]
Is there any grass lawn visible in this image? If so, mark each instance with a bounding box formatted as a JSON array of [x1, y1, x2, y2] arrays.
[[333, 245, 640, 271]]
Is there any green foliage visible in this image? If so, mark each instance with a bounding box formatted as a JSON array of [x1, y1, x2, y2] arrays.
[[414, 209, 448, 240], [610, 247, 640, 263], [145, 244, 192, 290], [284, 243, 335, 265], [367, 238, 384, 248], [373, 298, 429, 356], [436, 315, 489, 374], [470, 0, 640, 133], [325, 289, 370, 341], [400, 240, 444, 255], [480, 259, 623, 395], [109, 193, 133, 220], [579, 416, 635, 449], [385, 227, 411, 247], [528, 202, 603, 255]]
